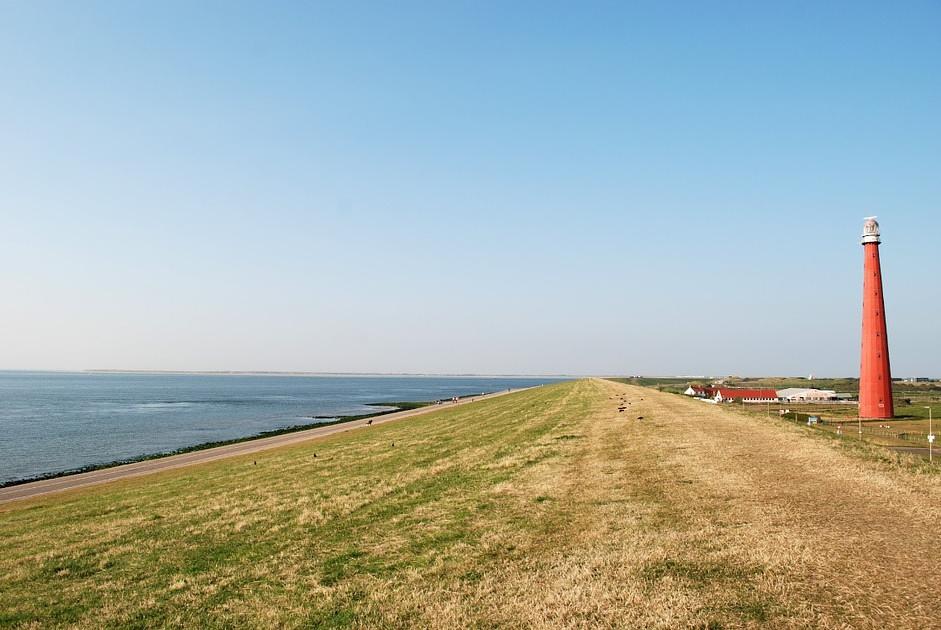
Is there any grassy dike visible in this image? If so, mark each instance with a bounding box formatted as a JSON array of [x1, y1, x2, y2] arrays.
[[0, 402, 431, 490], [0, 381, 587, 627], [2, 379, 939, 628]]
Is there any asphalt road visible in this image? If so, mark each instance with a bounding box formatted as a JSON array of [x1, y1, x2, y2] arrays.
[[0, 387, 528, 505], [888, 445, 936, 460]]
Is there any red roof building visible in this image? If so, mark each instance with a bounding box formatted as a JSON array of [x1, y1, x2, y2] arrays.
[[713, 388, 778, 403], [684, 385, 718, 398]]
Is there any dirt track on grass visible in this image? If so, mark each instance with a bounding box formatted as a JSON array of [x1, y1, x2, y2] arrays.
[[588, 379, 941, 628]]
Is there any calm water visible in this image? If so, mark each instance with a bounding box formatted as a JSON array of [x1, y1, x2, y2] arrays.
[[0, 371, 563, 484]]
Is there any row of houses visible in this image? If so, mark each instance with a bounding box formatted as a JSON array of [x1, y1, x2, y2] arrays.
[[684, 386, 778, 403], [684, 386, 847, 404]]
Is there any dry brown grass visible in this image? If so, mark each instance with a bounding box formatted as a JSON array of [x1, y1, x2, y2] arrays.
[[1, 379, 939, 628]]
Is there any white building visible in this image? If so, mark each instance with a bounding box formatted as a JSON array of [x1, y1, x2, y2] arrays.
[[684, 385, 717, 398], [776, 388, 837, 402]]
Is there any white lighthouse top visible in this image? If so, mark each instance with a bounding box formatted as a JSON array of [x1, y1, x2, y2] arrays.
[[861, 216, 881, 244]]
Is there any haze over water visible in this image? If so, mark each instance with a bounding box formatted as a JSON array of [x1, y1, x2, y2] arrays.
[[0, 371, 562, 484]]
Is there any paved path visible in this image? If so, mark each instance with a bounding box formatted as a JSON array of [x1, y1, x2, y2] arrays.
[[888, 445, 935, 459], [0, 388, 529, 505]]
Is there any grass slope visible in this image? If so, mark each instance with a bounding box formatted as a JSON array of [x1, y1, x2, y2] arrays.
[[0, 401, 431, 490], [1, 380, 939, 628]]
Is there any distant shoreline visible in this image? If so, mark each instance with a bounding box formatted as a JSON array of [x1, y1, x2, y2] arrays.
[[1, 369, 573, 378]]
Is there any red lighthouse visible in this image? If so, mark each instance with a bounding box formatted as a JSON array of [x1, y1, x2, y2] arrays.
[[859, 217, 894, 419]]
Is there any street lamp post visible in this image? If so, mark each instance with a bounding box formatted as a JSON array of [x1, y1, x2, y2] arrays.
[[926, 406, 934, 464]]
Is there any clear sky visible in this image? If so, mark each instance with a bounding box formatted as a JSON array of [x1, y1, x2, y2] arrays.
[[1, 1, 938, 377]]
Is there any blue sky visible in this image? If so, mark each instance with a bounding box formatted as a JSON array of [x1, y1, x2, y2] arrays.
[[1, 1, 938, 376]]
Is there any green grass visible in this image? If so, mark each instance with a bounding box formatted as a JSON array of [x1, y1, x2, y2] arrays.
[[0, 400, 432, 490], [3, 379, 938, 628], [640, 558, 756, 584], [0, 382, 587, 627]]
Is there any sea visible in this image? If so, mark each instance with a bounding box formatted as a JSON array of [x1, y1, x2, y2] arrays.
[[0, 371, 564, 485]]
